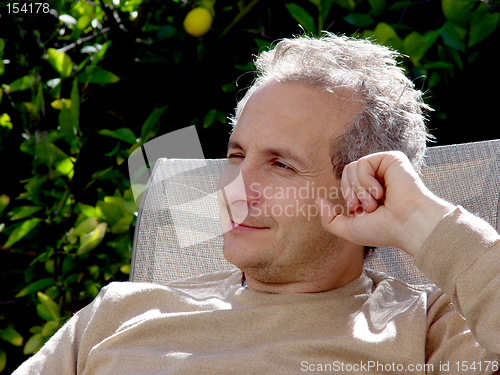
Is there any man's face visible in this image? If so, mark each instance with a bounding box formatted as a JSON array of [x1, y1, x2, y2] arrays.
[[219, 81, 363, 286]]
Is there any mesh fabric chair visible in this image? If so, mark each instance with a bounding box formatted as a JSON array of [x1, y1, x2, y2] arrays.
[[130, 139, 500, 285]]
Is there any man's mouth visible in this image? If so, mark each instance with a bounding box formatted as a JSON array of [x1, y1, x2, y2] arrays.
[[230, 220, 269, 232]]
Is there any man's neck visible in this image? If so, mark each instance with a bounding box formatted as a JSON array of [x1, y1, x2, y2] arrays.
[[243, 261, 364, 294]]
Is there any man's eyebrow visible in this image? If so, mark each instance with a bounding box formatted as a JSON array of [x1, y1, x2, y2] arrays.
[[266, 147, 309, 169], [227, 141, 309, 170], [226, 140, 242, 151]]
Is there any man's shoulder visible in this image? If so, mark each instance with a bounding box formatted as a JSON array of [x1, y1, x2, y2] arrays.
[[364, 268, 443, 304], [99, 268, 241, 306], [164, 268, 241, 289]]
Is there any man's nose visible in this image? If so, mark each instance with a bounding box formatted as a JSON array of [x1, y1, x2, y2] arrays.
[[218, 161, 265, 224]]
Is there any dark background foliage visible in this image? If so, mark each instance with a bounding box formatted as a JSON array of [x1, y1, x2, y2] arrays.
[[0, 0, 499, 371]]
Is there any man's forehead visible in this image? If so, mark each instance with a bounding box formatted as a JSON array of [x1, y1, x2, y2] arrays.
[[237, 81, 361, 130]]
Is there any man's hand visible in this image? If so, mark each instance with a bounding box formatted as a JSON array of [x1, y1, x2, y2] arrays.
[[315, 151, 456, 257]]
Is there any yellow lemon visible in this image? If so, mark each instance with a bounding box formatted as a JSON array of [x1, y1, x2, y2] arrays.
[[183, 7, 213, 37]]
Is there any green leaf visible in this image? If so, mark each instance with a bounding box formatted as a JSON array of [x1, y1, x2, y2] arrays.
[[104, 142, 121, 157], [403, 32, 425, 65], [47, 48, 74, 78], [0, 349, 6, 372], [104, 196, 138, 215], [91, 41, 112, 67], [77, 222, 107, 255], [84, 280, 100, 298], [0, 328, 24, 346], [32, 84, 45, 119], [0, 194, 9, 216], [29, 326, 42, 335], [55, 157, 74, 177], [441, 21, 466, 51], [110, 215, 134, 234], [36, 303, 54, 321], [403, 29, 440, 65], [23, 333, 43, 355], [120, 264, 131, 275], [95, 200, 123, 224], [419, 61, 455, 70], [37, 292, 60, 321], [70, 78, 80, 133], [72, 217, 98, 236], [438, 44, 463, 69], [344, 13, 374, 27], [215, 111, 227, 124], [32, 131, 69, 167], [90, 168, 124, 183], [15, 278, 55, 298], [203, 109, 217, 129], [365, 23, 403, 50], [62, 255, 75, 275], [77, 66, 120, 85], [76, 13, 95, 30], [45, 259, 55, 275], [41, 321, 59, 338], [76, 203, 97, 218], [336, 0, 355, 11], [319, 0, 335, 22], [140, 106, 167, 143], [4, 218, 43, 248], [58, 101, 78, 146], [441, 0, 477, 26], [33, 133, 60, 168], [368, 0, 386, 15], [468, 4, 500, 47], [388, 0, 412, 10], [285, 3, 317, 34], [9, 206, 43, 221], [428, 71, 441, 88], [6, 75, 31, 93], [0, 113, 12, 129], [98, 128, 137, 144]]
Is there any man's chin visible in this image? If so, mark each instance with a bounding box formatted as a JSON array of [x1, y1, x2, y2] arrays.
[[222, 239, 265, 270]]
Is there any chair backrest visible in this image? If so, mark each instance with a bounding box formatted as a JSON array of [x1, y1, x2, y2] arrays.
[[130, 139, 500, 285]]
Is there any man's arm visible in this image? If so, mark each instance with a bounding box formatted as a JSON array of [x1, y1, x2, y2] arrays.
[[12, 283, 109, 374], [415, 205, 500, 354], [316, 151, 500, 355]]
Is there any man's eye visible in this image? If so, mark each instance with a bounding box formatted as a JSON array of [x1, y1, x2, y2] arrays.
[[273, 161, 293, 171], [227, 154, 244, 159]]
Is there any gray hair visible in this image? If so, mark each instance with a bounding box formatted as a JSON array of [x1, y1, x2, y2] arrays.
[[230, 33, 432, 177]]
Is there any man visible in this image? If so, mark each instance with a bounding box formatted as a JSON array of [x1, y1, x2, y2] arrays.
[[14, 34, 500, 374]]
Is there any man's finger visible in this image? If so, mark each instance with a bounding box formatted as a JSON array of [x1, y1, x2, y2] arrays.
[[341, 163, 360, 212], [343, 162, 379, 213], [315, 197, 354, 240]]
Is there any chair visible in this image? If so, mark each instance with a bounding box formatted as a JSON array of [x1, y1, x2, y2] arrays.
[[130, 139, 500, 286]]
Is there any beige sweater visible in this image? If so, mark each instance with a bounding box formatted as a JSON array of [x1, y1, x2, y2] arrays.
[[14, 207, 500, 374]]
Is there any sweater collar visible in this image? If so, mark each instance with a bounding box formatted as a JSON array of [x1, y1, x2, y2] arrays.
[[229, 270, 373, 306]]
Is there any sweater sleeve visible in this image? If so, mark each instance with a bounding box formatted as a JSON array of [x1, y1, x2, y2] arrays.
[[12, 285, 108, 375], [414, 206, 500, 355]]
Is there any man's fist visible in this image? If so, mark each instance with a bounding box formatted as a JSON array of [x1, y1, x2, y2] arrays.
[[315, 151, 456, 257]]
